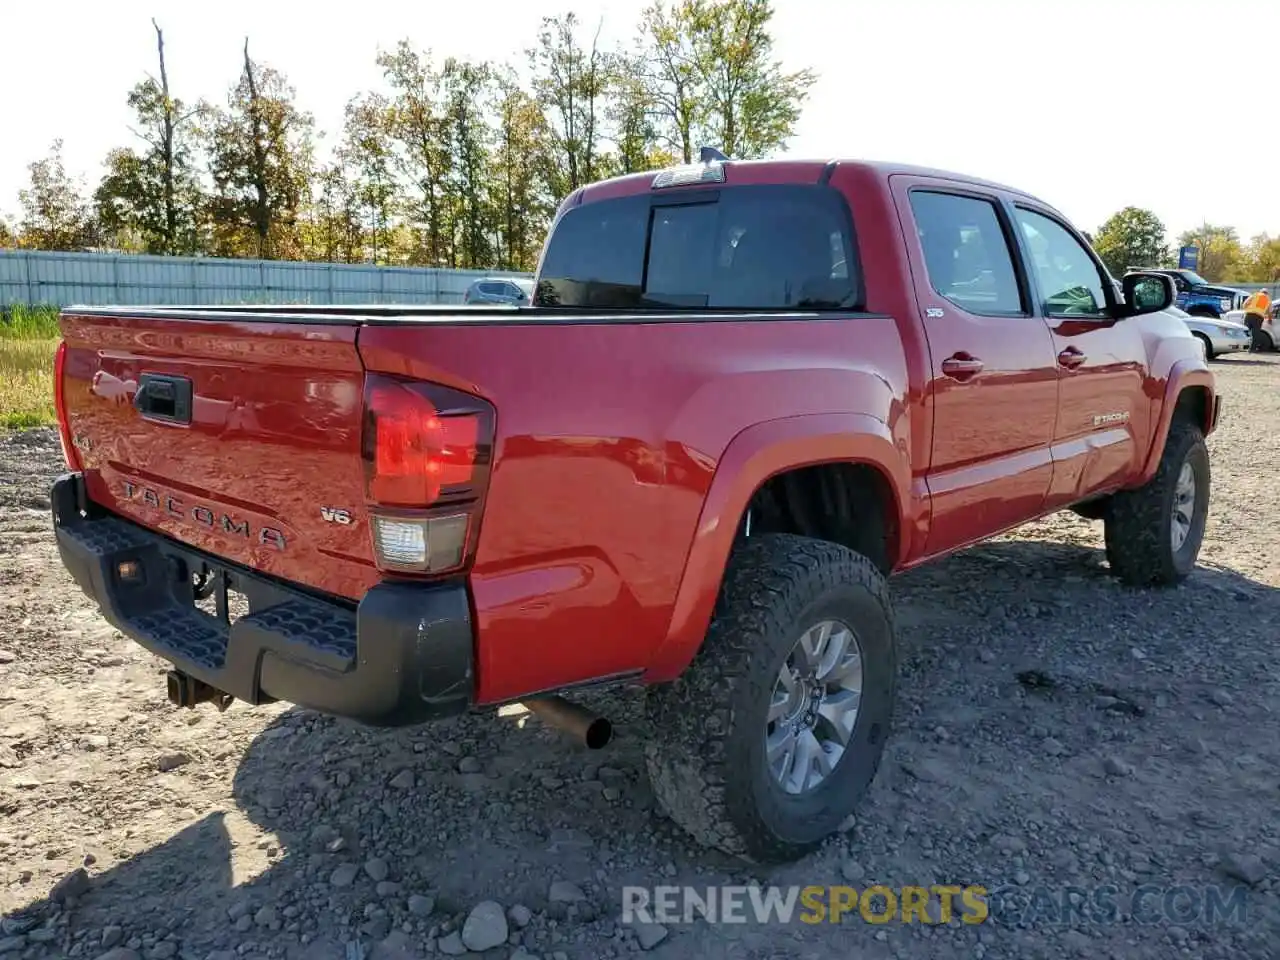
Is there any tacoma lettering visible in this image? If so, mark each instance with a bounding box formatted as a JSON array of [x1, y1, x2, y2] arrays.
[[120, 481, 285, 550]]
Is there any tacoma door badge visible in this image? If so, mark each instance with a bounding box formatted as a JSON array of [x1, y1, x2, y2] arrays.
[[1092, 412, 1130, 427]]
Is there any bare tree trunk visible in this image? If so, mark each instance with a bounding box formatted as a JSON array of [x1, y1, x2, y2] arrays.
[[583, 19, 604, 185], [153, 20, 177, 255]]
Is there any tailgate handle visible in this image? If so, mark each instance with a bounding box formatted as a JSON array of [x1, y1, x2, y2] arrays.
[[134, 374, 193, 424]]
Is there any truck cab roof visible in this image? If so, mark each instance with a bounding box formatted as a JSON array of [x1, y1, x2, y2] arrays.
[[572, 157, 1052, 210]]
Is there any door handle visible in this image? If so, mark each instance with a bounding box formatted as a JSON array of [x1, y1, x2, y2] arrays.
[[133, 373, 193, 424], [941, 354, 985, 381], [1058, 347, 1087, 370]]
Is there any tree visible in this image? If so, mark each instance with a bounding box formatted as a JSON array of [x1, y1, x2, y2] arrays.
[[637, 2, 704, 163], [490, 69, 554, 270], [339, 94, 398, 263], [637, 0, 812, 162], [1092, 207, 1169, 278], [686, 0, 816, 159], [529, 13, 611, 199], [95, 21, 207, 255], [441, 59, 496, 269], [206, 40, 314, 259], [12, 11, 826, 266], [94, 149, 152, 252], [608, 57, 673, 174], [0, 217, 16, 248], [17, 140, 97, 251], [1176, 223, 1243, 284], [1236, 234, 1280, 283], [379, 41, 453, 266], [304, 161, 363, 263], [94, 25, 208, 255]]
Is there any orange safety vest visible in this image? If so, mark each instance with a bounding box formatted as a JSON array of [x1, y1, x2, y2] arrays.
[[1244, 290, 1271, 316]]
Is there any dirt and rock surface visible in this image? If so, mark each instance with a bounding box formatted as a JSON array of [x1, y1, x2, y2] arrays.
[[2, 357, 1279, 960]]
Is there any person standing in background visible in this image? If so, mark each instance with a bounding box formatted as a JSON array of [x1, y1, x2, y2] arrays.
[[1242, 288, 1273, 352]]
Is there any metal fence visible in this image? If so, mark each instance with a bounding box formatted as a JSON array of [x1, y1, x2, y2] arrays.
[[0, 249, 534, 308], [3, 248, 1274, 310], [1233, 282, 1280, 298]]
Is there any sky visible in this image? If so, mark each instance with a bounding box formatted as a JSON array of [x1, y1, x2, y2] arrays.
[[3, 0, 1278, 243]]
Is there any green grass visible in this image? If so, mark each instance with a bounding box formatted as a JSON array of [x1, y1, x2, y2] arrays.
[[0, 303, 60, 339], [0, 306, 60, 428]]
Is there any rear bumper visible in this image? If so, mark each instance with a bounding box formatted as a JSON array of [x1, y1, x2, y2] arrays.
[[51, 472, 474, 726]]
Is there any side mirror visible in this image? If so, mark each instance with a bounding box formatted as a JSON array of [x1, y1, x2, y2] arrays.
[[1120, 273, 1174, 317]]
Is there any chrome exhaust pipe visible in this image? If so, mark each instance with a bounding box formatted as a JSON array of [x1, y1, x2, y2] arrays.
[[521, 696, 613, 749]]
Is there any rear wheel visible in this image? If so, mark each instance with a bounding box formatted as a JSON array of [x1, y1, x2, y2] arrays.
[[644, 534, 896, 863], [1103, 418, 1209, 586]]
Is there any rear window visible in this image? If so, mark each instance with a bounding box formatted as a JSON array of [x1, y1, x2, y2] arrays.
[[534, 185, 860, 310]]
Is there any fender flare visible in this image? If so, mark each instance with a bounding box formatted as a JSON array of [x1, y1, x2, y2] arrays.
[[1138, 359, 1216, 483], [642, 412, 910, 682]]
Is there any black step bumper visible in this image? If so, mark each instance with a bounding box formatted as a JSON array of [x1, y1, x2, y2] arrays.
[[50, 472, 474, 726]]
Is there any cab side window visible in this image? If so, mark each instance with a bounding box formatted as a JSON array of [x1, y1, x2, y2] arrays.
[[1014, 208, 1110, 318], [908, 191, 1025, 316]]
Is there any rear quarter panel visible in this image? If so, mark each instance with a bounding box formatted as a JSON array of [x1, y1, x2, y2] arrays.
[[359, 315, 914, 704]]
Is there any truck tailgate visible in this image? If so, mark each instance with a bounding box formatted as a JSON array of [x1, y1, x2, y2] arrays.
[[59, 310, 377, 601]]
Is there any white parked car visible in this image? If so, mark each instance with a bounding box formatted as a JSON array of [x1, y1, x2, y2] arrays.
[[1172, 305, 1252, 359], [1113, 274, 1251, 359], [1222, 301, 1279, 352]]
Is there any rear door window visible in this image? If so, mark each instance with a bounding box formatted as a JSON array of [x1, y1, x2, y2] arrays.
[[535, 185, 859, 310]]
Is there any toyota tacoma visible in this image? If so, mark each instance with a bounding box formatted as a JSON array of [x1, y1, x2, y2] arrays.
[[50, 156, 1220, 863]]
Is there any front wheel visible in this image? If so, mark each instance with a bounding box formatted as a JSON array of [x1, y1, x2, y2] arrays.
[[1104, 418, 1209, 585], [644, 534, 896, 863], [1193, 332, 1214, 361]]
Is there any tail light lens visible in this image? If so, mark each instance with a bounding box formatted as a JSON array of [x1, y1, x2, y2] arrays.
[[360, 374, 494, 576], [53, 340, 81, 471]]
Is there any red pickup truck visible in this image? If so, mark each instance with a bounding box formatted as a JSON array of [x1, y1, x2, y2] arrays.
[[51, 157, 1219, 863]]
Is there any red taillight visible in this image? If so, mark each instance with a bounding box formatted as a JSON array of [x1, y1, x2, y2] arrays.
[[361, 374, 494, 575], [53, 339, 81, 471]]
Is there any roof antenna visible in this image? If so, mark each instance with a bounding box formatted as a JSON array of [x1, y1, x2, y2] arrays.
[[699, 146, 729, 164]]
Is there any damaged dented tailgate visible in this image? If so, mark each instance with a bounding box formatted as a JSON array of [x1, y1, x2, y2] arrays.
[[59, 309, 378, 601]]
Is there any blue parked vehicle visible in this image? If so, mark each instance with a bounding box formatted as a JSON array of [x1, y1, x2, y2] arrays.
[[1125, 268, 1248, 319]]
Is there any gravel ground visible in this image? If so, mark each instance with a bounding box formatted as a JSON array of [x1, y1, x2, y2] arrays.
[[2, 356, 1279, 960]]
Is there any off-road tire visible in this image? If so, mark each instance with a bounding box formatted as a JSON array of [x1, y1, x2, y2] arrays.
[[1071, 497, 1111, 521], [1104, 417, 1209, 586], [643, 533, 896, 863]]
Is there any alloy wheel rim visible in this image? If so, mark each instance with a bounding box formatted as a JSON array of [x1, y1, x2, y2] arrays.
[[1171, 461, 1197, 552], [765, 619, 863, 795]]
